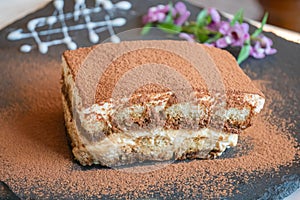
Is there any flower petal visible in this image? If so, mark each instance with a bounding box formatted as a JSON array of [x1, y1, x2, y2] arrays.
[[261, 35, 273, 46], [219, 21, 230, 35], [265, 47, 277, 55], [250, 42, 265, 58], [250, 46, 265, 59], [204, 43, 216, 47], [174, 11, 190, 25], [241, 23, 249, 33], [158, 4, 170, 13], [174, 2, 187, 14], [216, 37, 229, 48], [251, 51, 265, 59], [179, 33, 195, 42], [244, 33, 250, 40], [149, 6, 158, 13], [225, 36, 232, 44], [208, 8, 221, 23], [157, 12, 166, 22]]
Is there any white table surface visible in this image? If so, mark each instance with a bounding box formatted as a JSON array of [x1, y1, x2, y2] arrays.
[[0, 1, 299, 199]]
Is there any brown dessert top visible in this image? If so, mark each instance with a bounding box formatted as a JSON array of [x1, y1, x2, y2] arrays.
[[63, 40, 264, 104]]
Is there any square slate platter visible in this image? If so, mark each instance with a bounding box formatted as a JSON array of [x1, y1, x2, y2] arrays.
[[0, 0, 299, 199]]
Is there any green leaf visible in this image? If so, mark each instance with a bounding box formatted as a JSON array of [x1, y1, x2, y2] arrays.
[[230, 9, 244, 26], [164, 2, 174, 24], [195, 28, 210, 43], [141, 23, 153, 35], [206, 15, 212, 25], [251, 12, 269, 37], [237, 42, 251, 64], [196, 28, 210, 35], [181, 23, 197, 34], [196, 33, 209, 43], [196, 9, 208, 27], [157, 23, 182, 34]]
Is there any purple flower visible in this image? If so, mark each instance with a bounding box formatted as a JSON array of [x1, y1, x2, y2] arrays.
[[218, 21, 230, 34], [208, 8, 221, 23], [216, 35, 232, 48], [179, 33, 195, 42], [215, 22, 250, 48], [204, 43, 216, 47], [229, 23, 250, 46], [250, 34, 277, 59], [142, 4, 170, 24], [173, 2, 191, 26], [142, 2, 190, 26], [215, 21, 231, 48], [207, 8, 221, 31]]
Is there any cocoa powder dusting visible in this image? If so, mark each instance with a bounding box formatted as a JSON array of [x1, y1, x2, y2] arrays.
[[0, 54, 299, 199]]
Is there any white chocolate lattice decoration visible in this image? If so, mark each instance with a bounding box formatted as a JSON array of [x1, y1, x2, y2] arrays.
[[7, 0, 132, 53]]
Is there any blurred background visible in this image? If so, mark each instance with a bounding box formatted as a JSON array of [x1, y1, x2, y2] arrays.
[[190, 0, 300, 32], [0, 0, 299, 32]]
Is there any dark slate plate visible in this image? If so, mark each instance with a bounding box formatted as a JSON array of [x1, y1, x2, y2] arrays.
[[0, 0, 299, 199]]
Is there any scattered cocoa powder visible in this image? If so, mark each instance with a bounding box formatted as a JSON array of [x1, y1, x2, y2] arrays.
[[0, 52, 299, 199]]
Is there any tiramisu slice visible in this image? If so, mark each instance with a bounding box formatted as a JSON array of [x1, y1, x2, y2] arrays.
[[61, 40, 265, 166]]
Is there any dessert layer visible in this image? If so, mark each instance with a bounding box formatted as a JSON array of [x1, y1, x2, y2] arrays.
[[62, 93, 238, 166]]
